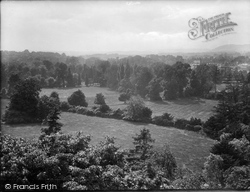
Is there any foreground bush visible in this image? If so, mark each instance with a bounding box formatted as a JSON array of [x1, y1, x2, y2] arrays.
[[1, 126, 178, 190], [67, 90, 88, 107]]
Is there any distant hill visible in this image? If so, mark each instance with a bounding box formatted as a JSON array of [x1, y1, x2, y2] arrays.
[[211, 44, 250, 52]]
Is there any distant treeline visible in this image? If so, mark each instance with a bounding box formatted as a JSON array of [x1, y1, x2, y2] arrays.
[[1, 50, 250, 101]]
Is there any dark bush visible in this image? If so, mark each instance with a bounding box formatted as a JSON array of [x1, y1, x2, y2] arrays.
[[108, 108, 124, 119], [152, 113, 174, 127], [3, 110, 36, 124], [174, 118, 190, 129], [86, 110, 95, 116], [68, 107, 77, 113], [189, 117, 203, 126], [142, 107, 152, 119], [92, 105, 98, 110], [75, 106, 88, 115], [67, 90, 88, 107], [118, 92, 130, 103], [99, 104, 110, 113], [60, 101, 71, 112]]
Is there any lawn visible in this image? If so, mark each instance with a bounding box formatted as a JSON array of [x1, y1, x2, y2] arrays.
[[2, 112, 216, 172]]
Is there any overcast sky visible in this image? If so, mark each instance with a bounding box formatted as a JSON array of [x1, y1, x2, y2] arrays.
[[1, 0, 250, 54]]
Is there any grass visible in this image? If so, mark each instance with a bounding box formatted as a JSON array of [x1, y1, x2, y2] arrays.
[[40, 86, 217, 121], [1, 86, 218, 172], [2, 112, 216, 172]]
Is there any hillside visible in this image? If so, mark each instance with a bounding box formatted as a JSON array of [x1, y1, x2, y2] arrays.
[[212, 44, 250, 53]]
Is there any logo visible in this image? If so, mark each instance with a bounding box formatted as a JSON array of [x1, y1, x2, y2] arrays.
[[188, 12, 237, 41]]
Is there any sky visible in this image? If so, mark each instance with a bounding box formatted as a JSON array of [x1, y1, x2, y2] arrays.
[[1, 0, 250, 54]]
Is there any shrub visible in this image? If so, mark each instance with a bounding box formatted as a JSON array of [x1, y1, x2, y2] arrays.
[[68, 107, 77, 113], [174, 118, 190, 129], [94, 93, 106, 105], [86, 110, 95, 116], [152, 113, 174, 127], [3, 110, 35, 124], [124, 96, 152, 122], [224, 166, 250, 189], [150, 144, 177, 179], [108, 108, 124, 119], [60, 101, 71, 112], [142, 107, 152, 119], [118, 92, 130, 103], [99, 104, 110, 113], [67, 90, 88, 107], [189, 117, 203, 126], [75, 106, 88, 115]]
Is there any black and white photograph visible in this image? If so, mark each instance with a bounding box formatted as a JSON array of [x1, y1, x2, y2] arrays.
[[1, 0, 250, 190]]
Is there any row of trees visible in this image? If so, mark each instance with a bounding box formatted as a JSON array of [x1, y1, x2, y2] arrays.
[[2, 50, 250, 101]]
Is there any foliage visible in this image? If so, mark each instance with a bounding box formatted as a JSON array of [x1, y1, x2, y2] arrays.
[[174, 118, 190, 129], [149, 144, 177, 179], [99, 104, 110, 113], [162, 79, 178, 100], [118, 78, 133, 93], [118, 90, 131, 103], [203, 153, 224, 188], [3, 78, 41, 124], [146, 77, 163, 101], [67, 89, 88, 107], [124, 96, 152, 122], [133, 128, 155, 160], [152, 113, 174, 127], [94, 93, 106, 105], [135, 67, 153, 98], [60, 101, 71, 112], [37, 95, 59, 121]]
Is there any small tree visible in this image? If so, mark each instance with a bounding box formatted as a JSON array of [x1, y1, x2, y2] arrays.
[[133, 128, 155, 160], [94, 93, 106, 105], [40, 108, 62, 136], [124, 96, 152, 122], [67, 90, 88, 107]]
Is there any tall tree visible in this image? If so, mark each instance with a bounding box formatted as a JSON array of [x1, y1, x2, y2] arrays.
[[146, 78, 163, 101], [66, 68, 75, 88], [135, 67, 153, 98], [56, 62, 68, 88], [172, 62, 191, 97]]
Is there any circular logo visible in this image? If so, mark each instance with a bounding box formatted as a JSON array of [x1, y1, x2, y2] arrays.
[[5, 184, 11, 190]]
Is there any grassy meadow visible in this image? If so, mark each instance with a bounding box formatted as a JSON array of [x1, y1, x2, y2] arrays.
[[1, 86, 218, 172]]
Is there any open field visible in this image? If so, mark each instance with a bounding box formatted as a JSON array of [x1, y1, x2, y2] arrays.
[[1, 86, 218, 172], [2, 112, 216, 172], [40, 86, 217, 121]]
